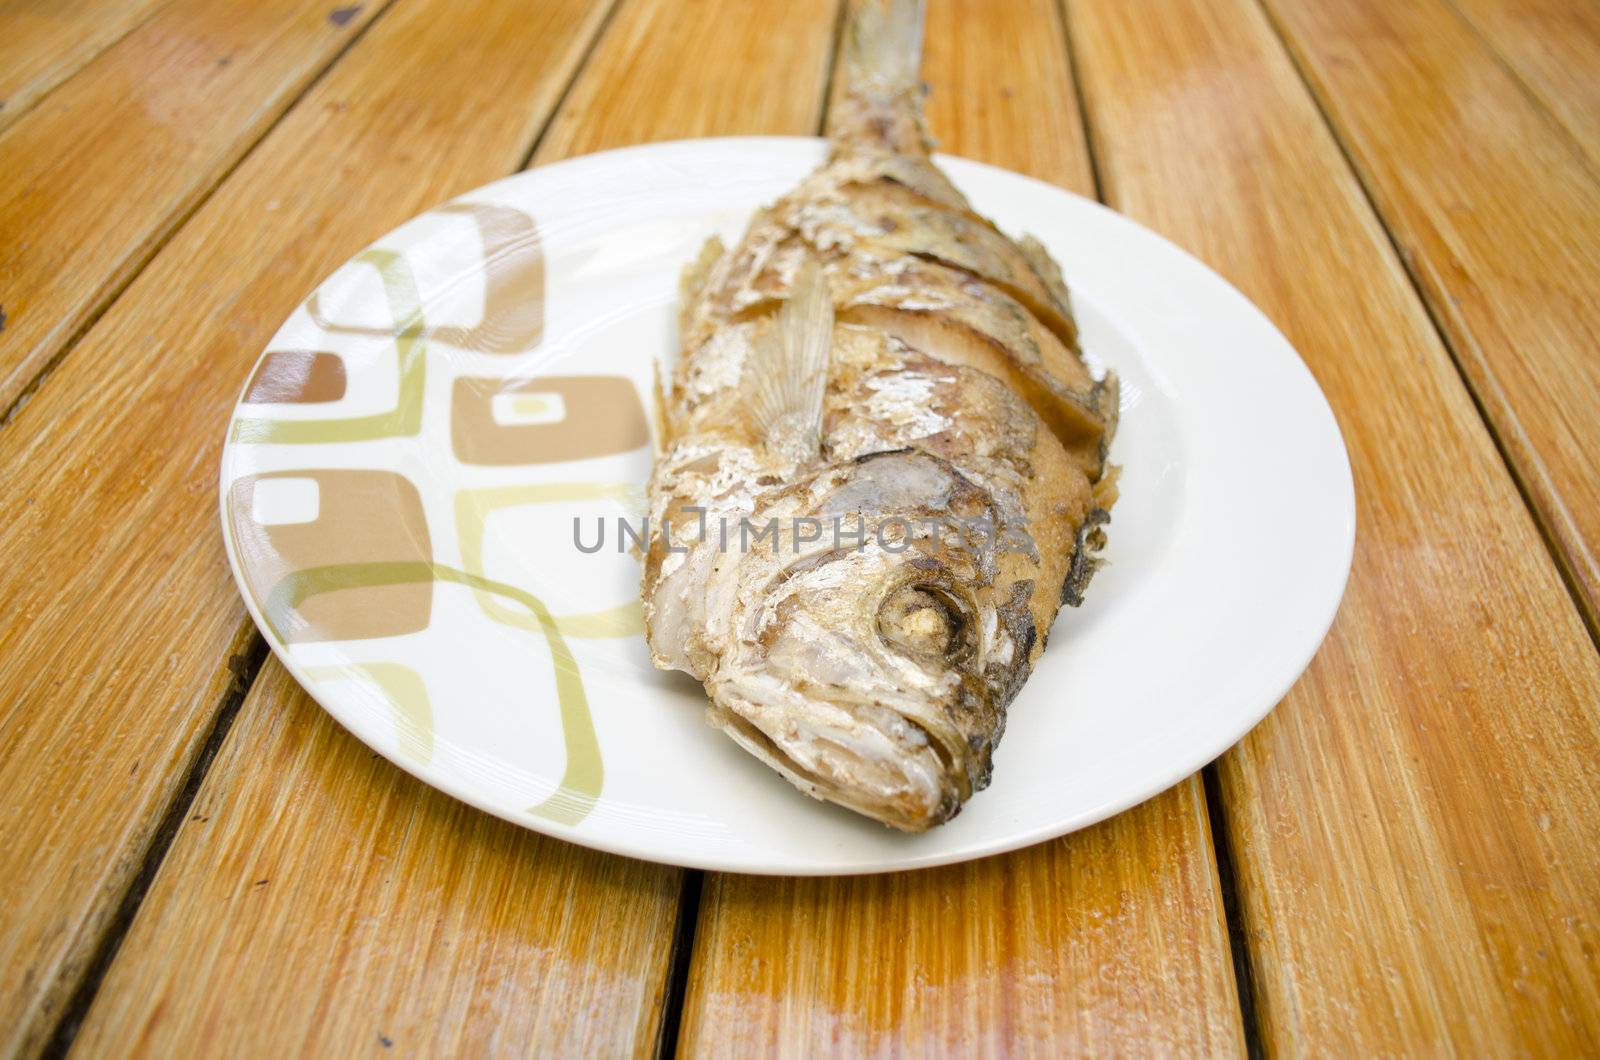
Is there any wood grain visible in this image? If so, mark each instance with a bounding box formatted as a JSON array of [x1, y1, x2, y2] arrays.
[[0, 0, 616, 1052], [532, 0, 840, 162], [1448, 0, 1600, 168], [71, 660, 682, 1055], [0, 0, 169, 134], [679, 2, 1245, 1054], [683, 794, 1242, 1056], [0, 0, 392, 416], [1068, 0, 1600, 1052], [920, 0, 1094, 187], [1262, 0, 1600, 640]]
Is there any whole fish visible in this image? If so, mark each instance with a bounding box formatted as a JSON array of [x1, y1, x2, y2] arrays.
[[642, 0, 1118, 831]]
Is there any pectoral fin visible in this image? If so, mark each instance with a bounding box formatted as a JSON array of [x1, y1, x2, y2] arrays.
[[742, 260, 834, 464]]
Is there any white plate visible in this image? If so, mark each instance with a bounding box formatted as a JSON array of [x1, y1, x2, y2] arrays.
[[220, 137, 1353, 874]]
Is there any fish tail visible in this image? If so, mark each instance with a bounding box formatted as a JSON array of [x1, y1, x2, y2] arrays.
[[826, 0, 930, 155]]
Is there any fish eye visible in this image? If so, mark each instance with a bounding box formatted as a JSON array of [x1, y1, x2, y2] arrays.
[[878, 583, 969, 659]]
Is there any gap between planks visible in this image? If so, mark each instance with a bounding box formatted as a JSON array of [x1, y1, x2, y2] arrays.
[[4, 1, 408, 1045], [1437, 0, 1600, 180], [653, 870, 705, 1060], [513, 0, 628, 171], [39, 635, 269, 1059], [1248, 0, 1600, 655], [1202, 764, 1266, 1060], [0, 0, 399, 431], [1065, 0, 1600, 1050], [0, 0, 173, 136], [676, 3, 1242, 1054], [1055, 0, 1105, 202], [14, 0, 631, 1048], [1041, 1, 1260, 1048], [1059, 0, 1256, 1047], [650, 6, 849, 1047]]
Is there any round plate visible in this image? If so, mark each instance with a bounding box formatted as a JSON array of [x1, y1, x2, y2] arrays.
[[220, 137, 1353, 874]]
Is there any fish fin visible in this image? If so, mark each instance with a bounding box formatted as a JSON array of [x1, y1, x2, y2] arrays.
[[651, 358, 672, 455], [680, 235, 724, 333], [1095, 371, 1120, 450], [1061, 508, 1112, 608], [743, 260, 833, 463], [1018, 234, 1075, 321], [1092, 463, 1121, 510], [826, 0, 930, 155]]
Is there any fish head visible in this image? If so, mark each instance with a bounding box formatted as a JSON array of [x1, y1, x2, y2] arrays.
[[705, 449, 1036, 831]]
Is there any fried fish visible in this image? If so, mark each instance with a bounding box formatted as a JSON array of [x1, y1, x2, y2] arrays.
[[641, 0, 1118, 831]]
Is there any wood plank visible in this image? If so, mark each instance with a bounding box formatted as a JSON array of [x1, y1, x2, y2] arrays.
[[680, 3, 1245, 1054], [1067, 0, 1600, 1052], [532, 0, 840, 161], [0, 0, 394, 416], [920, 0, 1093, 187], [683, 794, 1241, 1055], [1449, 0, 1600, 168], [0, 0, 169, 134], [71, 660, 682, 1055], [0, 0, 619, 1052], [68, 0, 851, 1052], [1263, 0, 1600, 637]]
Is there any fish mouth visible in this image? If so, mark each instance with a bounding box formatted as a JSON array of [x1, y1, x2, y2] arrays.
[[706, 674, 962, 832]]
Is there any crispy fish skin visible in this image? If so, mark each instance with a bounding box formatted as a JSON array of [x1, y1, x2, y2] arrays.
[[641, 0, 1117, 831]]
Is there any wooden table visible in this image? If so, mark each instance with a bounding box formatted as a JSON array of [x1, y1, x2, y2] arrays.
[[3, 0, 1598, 1054]]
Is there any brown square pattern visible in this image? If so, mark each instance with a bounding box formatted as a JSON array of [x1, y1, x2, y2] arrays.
[[451, 375, 649, 465], [228, 469, 433, 642]]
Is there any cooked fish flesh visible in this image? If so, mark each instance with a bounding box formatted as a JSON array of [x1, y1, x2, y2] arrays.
[[641, 0, 1119, 831]]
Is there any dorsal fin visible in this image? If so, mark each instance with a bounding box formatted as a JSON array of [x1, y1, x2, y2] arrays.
[[743, 260, 833, 464]]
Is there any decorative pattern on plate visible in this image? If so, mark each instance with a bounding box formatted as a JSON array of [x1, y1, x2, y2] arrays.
[[223, 200, 651, 825]]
